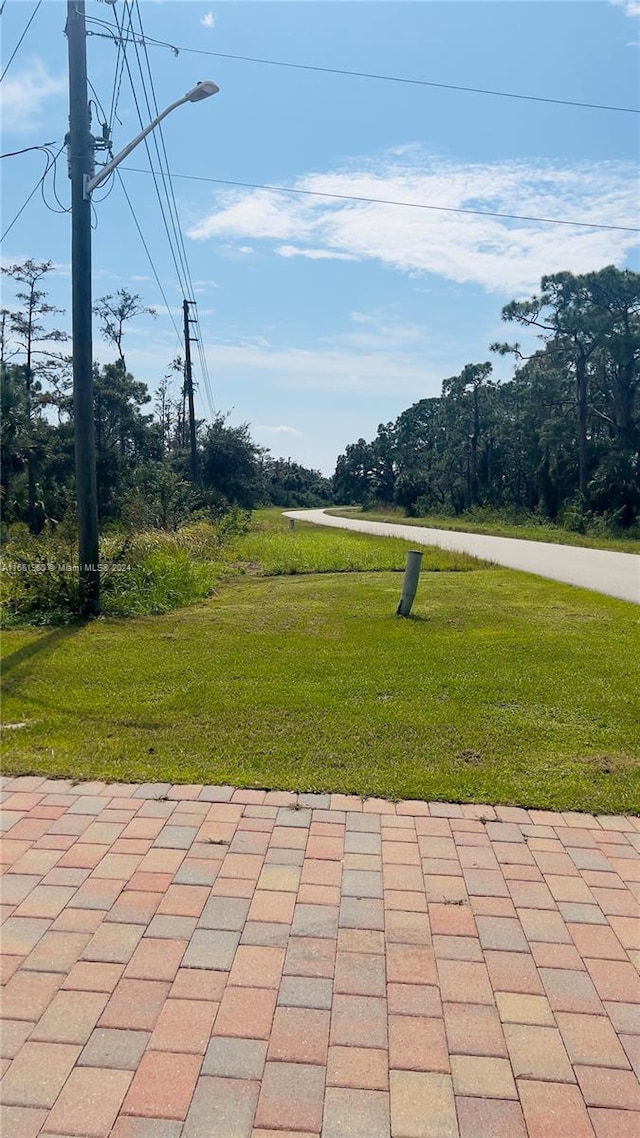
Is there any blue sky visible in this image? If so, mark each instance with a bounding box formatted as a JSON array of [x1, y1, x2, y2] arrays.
[[2, 1, 639, 474]]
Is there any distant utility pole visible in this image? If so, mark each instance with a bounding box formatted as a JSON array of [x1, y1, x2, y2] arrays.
[[183, 299, 198, 483], [67, 0, 100, 616]]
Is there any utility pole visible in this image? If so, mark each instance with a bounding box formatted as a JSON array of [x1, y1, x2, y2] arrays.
[[183, 299, 198, 483], [67, 0, 100, 616]]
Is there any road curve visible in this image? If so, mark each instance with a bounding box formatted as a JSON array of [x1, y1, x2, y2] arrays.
[[284, 509, 640, 604]]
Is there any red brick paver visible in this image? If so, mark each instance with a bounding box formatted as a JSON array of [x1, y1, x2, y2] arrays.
[[1, 779, 639, 1136]]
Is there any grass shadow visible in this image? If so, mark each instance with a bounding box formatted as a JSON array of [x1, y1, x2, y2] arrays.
[[1, 624, 83, 678]]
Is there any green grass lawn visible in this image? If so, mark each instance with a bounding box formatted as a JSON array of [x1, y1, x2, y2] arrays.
[[2, 519, 638, 813], [329, 507, 640, 554]]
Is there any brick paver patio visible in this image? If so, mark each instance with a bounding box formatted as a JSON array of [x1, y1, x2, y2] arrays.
[[1, 776, 639, 1137]]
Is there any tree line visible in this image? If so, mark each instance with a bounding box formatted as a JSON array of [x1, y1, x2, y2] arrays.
[[1, 260, 333, 535], [333, 267, 640, 528]]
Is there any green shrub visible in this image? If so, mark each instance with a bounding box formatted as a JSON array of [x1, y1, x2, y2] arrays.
[[0, 519, 233, 626]]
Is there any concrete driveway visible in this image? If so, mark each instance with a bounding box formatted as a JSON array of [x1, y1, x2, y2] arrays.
[[285, 511, 640, 604]]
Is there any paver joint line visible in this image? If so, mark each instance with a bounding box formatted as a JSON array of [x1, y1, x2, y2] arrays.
[[1, 778, 639, 1137]]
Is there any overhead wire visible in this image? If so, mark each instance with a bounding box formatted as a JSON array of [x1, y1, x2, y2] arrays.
[[126, 3, 190, 295], [85, 4, 217, 417], [107, 9, 126, 130], [83, 4, 637, 418], [82, 16, 640, 116], [115, 169, 183, 349], [108, 2, 191, 315], [87, 78, 117, 203], [115, 0, 203, 409], [129, 0, 215, 416], [1, 143, 65, 241], [39, 145, 70, 214], [1, 139, 69, 215], [121, 167, 640, 234], [1, 142, 56, 158], [1, 0, 42, 83], [131, 0, 215, 416], [78, 4, 183, 352]]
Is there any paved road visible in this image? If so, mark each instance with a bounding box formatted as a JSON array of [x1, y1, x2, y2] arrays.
[[1, 775, 639, 1137], [285, 509, 640, 604]]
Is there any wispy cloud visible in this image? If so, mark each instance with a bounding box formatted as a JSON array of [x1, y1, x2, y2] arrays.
[[201, 11, 215, 29], [0, 58, 66, 133], [191, 278, 219, 293], [188, 149, 639, 295], [255, 424, 304, 436], [277, 245, 358, 262]]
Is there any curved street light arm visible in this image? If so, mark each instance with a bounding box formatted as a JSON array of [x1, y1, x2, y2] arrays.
[[84, 81, 218, 198]]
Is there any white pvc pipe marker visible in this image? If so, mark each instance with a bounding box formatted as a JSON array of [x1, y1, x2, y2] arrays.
[[397, 550, 423, 616]]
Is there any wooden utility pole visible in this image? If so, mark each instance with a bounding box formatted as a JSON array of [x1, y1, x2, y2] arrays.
[[183, 299, 198, 483], [67, 0, 100, 615]]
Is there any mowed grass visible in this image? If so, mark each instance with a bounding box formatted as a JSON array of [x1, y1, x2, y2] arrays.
[[2, 519, 639, 813], [230, 509, 482, 576], [330, 507, 640, 554]]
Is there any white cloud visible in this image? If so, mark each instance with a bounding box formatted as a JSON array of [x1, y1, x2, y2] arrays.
[[201, 11, 215, 28], [255, 424, 304, 436], [188, 150, 639, 295], [190, 190, 312, 241], [610, 0, 640, 17], [277, 245, 358, 262], [0, 58, 66, 132]]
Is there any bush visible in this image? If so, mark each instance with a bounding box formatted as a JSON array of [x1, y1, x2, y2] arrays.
[[0, 516, 242, 626]]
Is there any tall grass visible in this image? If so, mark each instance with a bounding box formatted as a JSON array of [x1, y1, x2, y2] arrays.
[[0, 516, 247, 626]]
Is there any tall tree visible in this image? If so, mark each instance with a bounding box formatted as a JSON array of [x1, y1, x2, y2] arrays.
[[200, 415, 264, 510], [93, 363, 159, 520], [500, 271, 608, 499], [1, 260, 68, 532], [93, 288, 156, 372]]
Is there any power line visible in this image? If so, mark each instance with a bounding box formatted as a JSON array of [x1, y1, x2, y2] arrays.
[[129, 0, 216, 418], [122, 167, 640, 234], [108, 1, 190, 304], [1, 142, 56, 158], [119, 0, 209, 416], [83, 17, 639, 116], [40, 145, 71, 214], [128, 3, 190, 295], [1, 0, 42, 83], [1, 143, 64, 242], [116, 169, 183, 348], [107, 9, 126, 131], [87, 3, 214, 420]]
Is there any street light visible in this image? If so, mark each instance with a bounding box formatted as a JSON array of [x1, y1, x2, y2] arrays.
[[67, 2, 218, 616], [85, 81, 219, 197]]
